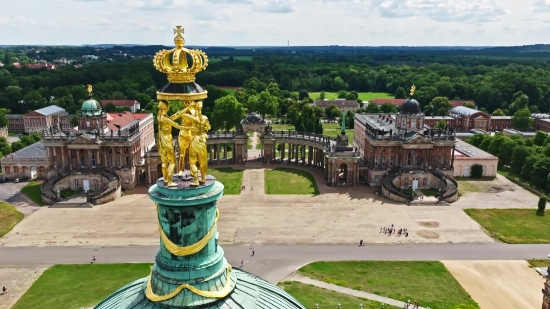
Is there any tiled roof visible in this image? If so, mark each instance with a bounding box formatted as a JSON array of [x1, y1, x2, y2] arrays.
[[7, 141, 46, 159], [314, 100, 359, 107], [371, 99, 475, 108], [450, 106, 486, 117], [107, 112, 146, 131], [34, 105, 65, 116], [101, 100, 139, 107]]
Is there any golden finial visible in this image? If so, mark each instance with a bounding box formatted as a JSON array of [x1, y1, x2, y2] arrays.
[[410, 85, 416, 97], [153, 26, 209, 84], [87, 84, 93, 97]]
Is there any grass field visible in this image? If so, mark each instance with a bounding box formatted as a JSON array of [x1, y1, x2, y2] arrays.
[[322, 122, 354, 144], [528, 259, 550, 268], [464, 209, 550, 244], [0, 202, 24, 237], [265, 168, 319, 195], [20, 181, 45, 206], [209, 168, 243, 194], [217, 86, 239, 95], [455, 178, 482, 195], [309, 92, 393, 101], [278, 281, 399, 309], [12, 264, 152, 309], [298, 261, 479, 309], [60, 188, 80, 198]]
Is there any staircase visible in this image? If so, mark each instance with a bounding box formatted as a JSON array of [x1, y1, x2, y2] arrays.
[[382, 169, 414, 202], [431, 170, 458, 202]]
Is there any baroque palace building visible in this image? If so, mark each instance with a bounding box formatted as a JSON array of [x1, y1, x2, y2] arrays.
[[354, 89, 460, 203], [33, 91, 155, 204]]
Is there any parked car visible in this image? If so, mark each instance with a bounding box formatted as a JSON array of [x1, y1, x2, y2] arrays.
[[14, 178, 19, 183]]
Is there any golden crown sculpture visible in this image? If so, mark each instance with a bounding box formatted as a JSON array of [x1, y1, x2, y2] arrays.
[[153, 26, 209, 84]]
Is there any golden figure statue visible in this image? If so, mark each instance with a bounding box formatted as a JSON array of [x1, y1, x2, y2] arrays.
[[188, 101, 211, 185], [410, 84, 416, 97], [87, 85, 93, 96], [157, 100, 196, 186], [171, 101, 197, 176]]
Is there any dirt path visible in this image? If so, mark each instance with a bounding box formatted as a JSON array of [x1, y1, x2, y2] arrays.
[[241, 168, 265, 196], [442, 260, 543, 309], [0, 265, 50, 309]]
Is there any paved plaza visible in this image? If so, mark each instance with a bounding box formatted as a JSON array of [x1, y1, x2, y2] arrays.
[[0, 265, 49, 309], [0, 167, 538, 248]]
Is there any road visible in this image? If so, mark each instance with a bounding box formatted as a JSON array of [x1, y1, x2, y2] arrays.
[[1, 243, 549, 283]]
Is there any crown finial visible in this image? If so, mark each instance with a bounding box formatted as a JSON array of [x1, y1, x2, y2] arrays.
[[410, 85, 416, 97], [174, 26, 185, 47], [87, 84, 93, 97], [153, 26, 208, 84]]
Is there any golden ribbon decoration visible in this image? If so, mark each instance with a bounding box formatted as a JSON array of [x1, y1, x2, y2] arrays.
[[156, 203, 219, 256], [145, 265, 233, 301]]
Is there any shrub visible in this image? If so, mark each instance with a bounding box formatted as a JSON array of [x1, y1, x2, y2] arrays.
[[471, 164, 483, 178], [538, 195, 547, 214]]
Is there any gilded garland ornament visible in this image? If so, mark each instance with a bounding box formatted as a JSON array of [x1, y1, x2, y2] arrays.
[[153, 26, 209, 84]]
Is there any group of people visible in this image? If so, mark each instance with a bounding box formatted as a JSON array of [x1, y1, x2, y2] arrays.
[[403, 299, 420, 309], [381, 224, 409, 237]]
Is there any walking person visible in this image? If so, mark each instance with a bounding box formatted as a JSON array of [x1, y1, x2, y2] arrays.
[[2, 286, 7, 294], [91, 256, 96, 264], [251, 248, 255, 256], [240, 260, 244, 268], [359, 239, 363, 247]]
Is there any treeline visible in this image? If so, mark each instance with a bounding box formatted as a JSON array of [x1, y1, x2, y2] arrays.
[[468, 132, 550, 192]]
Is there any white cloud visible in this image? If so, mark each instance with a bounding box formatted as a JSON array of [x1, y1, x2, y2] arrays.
[[253, 0, 294, 13], [0, 15, 37, 26], [533, 0, 550, 12]]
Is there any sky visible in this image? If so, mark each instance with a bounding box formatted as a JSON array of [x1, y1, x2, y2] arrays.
[[1, 0, 550, 46]]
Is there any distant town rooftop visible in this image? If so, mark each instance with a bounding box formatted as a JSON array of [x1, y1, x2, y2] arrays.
[[454, 139, 495, 158], [34, 105, 65, 116]]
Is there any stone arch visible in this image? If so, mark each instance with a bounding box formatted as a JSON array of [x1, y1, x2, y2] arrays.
[[4, 166, 10, 175], [38, 166, 46, 179], [338, 163, 348, 184], [13, 166, 20, 176], [22, 166, 28, 177], [30, 166, 37, 179]]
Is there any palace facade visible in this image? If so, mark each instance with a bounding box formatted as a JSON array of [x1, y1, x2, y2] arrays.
[[354, 97, 459, 202]]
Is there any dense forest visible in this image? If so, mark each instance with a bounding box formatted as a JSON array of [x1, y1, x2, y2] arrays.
[[1, 45, 550, 120]]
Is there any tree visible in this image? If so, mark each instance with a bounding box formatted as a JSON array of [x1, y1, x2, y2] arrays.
[[512, 107, 534, 130], [318, 91, 326, 100], [345, 110, 355, 129], [533, 131, 548, 146], [394, 87, 406, 99], [463, 102, 476, 109], [538, 196, 546, 214], [379, 103, 397, 113], [521, 154, 541, 180], [345, 92, 356, 100], [510, 146, 532, 173], [498, 138, 517, 166], [10, 141, 25, 152], [509, 91, 529, 115], [70, 115, 79, 127], [491, 108, 506, 116], [365, 102, 380, 113], [424, 97, 453, 116], [298, 90, 309, 100], [248, 90, 279, 118], [337, 90, 348, 99], [434, 119, 446, 129], [210, 95, 245, 131], [532, 157, 550, 188], [0, 137, 11, 156], [471, 164, 483, 178], [325, 104, 340, 119], [104, 102, 117, 113], [488, 134, 505, 156], [0, 109, 8, 128], [467, 133, 488, 147]]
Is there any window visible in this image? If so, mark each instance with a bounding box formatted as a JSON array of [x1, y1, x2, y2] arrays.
[[125, 177, 129, 184], [91, 153, 96, 168], [86, 121, 90, 128], [80, 156, 85, 168], [74, 179, 79, 187], [374, 175, 379, 183], [382, 156, 386, 165], [390, 156, 394, 166], [126, 156, 130, 166], [407, 151, 412, 166], [416, 156, 422, 167], [109, 155, 113, 167], [423, 178, 428, 186], [93, 179, 99, 190], [374, 155, 379, 166], [404, 178, 409, 186]]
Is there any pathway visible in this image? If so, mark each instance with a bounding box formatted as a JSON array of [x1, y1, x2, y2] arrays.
[[241, 166, 265, 196], [286, 273, 429, 309]]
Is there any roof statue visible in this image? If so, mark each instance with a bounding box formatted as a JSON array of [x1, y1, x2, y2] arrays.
[[153, 26, 209, 84], [87, 84, 93, 97], [94, 27, 305, 309], [409, 84, 416, 97]]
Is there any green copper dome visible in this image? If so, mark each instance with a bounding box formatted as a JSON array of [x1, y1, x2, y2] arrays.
[[81, 98, 102, 116], [94, 176, 305, 309]]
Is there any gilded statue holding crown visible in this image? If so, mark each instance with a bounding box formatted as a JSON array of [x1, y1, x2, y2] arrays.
[[154, 26, 212, 187]]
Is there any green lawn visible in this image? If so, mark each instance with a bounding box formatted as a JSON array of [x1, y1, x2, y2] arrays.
[[0, 202, 24, 237], [265, 168, 319, 195], [60, 188, 80, 198], [455, 179, 481, 195], [528, 259, 550, 268], [419, 188, 440, 197], [322, 122, 354, 145], [209, 168, 243, 194], [298, 261, 479, 309], [20, 181, 46, 206], [278, 281, 399, 309], [12, 264, 152, 309], [464, 209, 550, 244], [270, 123, 295, 131], [309, 92, 393, 101]]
